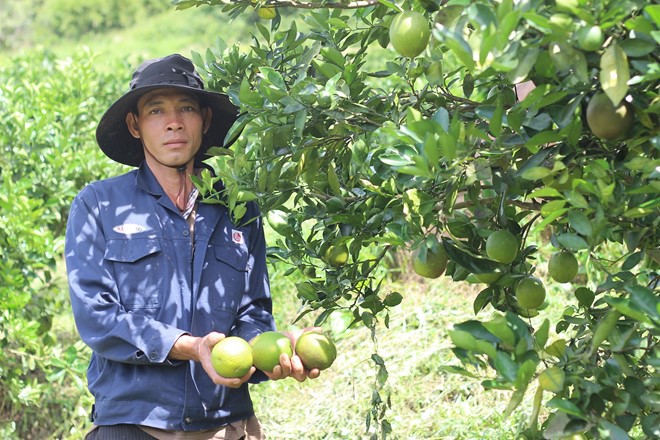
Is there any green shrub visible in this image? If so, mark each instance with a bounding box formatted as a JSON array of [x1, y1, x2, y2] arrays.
[[0, 48, 125, 439], [35, 0, 170, 39]]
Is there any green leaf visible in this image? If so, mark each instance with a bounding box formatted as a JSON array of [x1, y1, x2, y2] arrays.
[[495, 352, 518, 383], [443, 238, 499, 274], [520, 166, 552, 181], [600, 41, 630, 105], [438, 365, 478, 378], [598, 420, 633, 440], [546, 397, 587, 419], [524, 131, 564, 151], [567, 210, 593, 237], [434, 26, 476, 70], [625, 284, 660, 321], [535, 319, 550, 348], [507, 47, 538, 83], [556, 233, 590, 251], [327, 165, 341, 196], [540, 200, 567, 217]]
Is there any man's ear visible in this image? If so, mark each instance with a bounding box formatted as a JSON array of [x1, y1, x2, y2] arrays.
[[203, 108, 212, 134], [126, 113, 140, 138]]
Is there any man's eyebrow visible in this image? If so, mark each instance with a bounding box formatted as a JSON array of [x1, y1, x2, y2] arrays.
[[141, 94, 199, 109]]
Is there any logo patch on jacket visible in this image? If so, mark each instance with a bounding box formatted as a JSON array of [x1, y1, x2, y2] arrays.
[[113, 224, 148, 235], [231, 229, 244, 245]]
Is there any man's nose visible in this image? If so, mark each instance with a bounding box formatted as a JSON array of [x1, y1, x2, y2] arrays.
[[166, 113, 184, 130]]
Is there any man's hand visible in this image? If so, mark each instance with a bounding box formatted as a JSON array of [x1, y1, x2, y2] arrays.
[[170, 332, 255, 388], [261, 327, 322, 382]]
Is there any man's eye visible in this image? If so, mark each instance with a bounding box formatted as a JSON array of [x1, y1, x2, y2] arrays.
[[182, 106, 197, 112], [149, 108, 163, 115]]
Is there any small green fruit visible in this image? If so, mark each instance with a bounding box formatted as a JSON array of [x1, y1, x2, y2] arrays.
[[389, 11, 431, 58], [413, 245, 449, 278], [485, 230, 518, 264]]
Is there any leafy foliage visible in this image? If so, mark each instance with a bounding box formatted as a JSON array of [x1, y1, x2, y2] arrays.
[[0, 49, 124, 438], [180, 0, 659, 437]]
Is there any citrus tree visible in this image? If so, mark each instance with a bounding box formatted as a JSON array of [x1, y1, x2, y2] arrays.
[[175, 0, 658, 437]]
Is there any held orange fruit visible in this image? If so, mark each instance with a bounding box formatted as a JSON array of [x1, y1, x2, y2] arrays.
[[548, 251, 579, 283], [389, 11, 431, 58], [412, 245, 449, 278], [211, 337, 254, 378], [485, 230, 518, 264], [586, 93, 634, 140], [295, 331, 337, 370], [515, 276, 546, 309], [250, 331, 293, 372]]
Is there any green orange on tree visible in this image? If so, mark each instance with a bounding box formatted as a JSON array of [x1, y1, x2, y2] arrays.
[[389, 11, 431, 58], [295, 331, 337, 370], [548, 251, 579, 283], [586, 92, 634, 140], [577, 25, 604, 51], [515, 276, 546, 309], [485, 230, 518, 264], [474, 271, 502, 284], [211, 337, 254, 378], [412, 245, 449, 279], [250, 331, 293, 372], [324, 243, 349, 267]]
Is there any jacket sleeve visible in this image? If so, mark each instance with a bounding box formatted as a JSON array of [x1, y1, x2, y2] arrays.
[[233, 202, 276, 344], [65, 186, 186, 365]]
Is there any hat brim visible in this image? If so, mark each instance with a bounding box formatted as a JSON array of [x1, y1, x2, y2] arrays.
[[96, 84, 240, 167]]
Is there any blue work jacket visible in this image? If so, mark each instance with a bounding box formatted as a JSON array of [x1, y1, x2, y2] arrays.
[[65, 163, 275, 431]]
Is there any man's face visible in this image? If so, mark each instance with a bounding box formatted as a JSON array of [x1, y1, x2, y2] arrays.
[[126, 88, 211, 169]]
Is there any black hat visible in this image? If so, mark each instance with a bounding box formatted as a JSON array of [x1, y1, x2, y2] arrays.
[[96, 54, 239, 167]]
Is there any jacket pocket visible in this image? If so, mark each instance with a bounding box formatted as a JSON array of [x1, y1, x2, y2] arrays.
[[214, 244, 250, 272], [104, 238, 163, 311]]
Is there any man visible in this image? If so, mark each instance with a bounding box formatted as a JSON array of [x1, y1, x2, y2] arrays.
[[65, 54, 319, 440]]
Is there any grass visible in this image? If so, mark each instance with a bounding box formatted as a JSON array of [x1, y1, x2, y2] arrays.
[[251, 246, 552, 439]]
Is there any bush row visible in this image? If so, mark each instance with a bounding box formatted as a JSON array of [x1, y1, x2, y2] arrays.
[[0, 49, 125, 439]]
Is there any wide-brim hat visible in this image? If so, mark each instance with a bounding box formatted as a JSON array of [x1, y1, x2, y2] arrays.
[[96, 54, 240, 167]]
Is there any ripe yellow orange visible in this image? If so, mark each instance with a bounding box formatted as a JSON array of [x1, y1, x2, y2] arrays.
[[515, 276, 546, 309], [389, 11, 431, 58], [250, 331, 293, 372], [485, 230, 518, 264], [412, 245, 449, 278], [325, 243, 349, 267], [548, 251, 579, 283], [211, 337, 253, 378], [295, 331, 337, 370]]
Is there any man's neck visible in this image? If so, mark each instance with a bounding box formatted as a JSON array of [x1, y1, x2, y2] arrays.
[[146, 160, 195, 211]]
